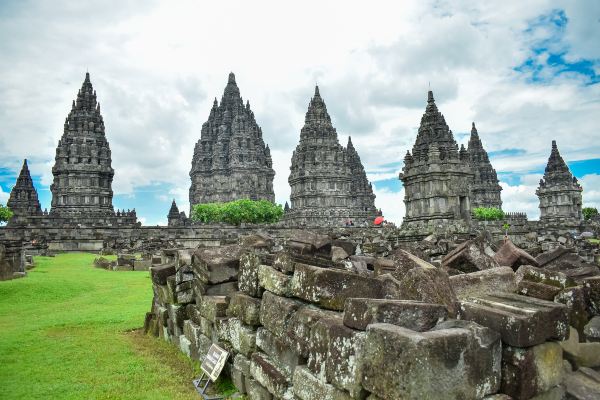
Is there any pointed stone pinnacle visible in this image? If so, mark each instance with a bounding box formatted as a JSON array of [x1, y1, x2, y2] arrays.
[[228, 72, 236, 84]]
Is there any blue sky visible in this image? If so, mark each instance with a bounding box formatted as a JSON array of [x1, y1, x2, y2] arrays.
[[0, 1, 599, 225]]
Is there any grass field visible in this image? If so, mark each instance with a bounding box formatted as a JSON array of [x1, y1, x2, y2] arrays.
[[0, 253, 204, 399]]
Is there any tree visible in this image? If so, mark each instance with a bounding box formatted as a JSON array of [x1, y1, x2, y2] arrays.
[[191, 199, 283, 225], [472, 207, 505, 221], [583, 207, 598, 221], [0, 204, 13, 223]]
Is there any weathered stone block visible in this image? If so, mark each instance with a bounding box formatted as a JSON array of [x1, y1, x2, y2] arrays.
[[561, 327, 600, 369], [342, 298, 447, 331], [285, 305, 342, 358], [273, 251, 296, 274], [290, 263, 385, 311], [555, 285, 589, 336], [564, 367, 600, 399], [178, 335, 191, 357], [260, 291, 304, 338], [167, 304, 187, 335], [501, 342, 564, 399], [516, 265, 576, 289], [226, 291, 262, 326], [584, 316, 600, 342], [133, 259, 151, 271], [198, 296, 228, 322], [459, 292, 569, 347], [183, 319, 203, 360], [450, 267, 517, 299], [245, 377, 273, 400], [363, 322, 501, 400], [232, 354, 251, 394], [205, 281, 238, 296], [256, 327, 301, 380], [326, 322, 367, 398], [155, 283, 175, 305], [250, 352, 293, 399], [518, 280, 562, 300], [307, 316, 343, 379], [228, 319, 257, 358], [114, 264, 133, 271], [258, 264, 293, 296], [239, 251, 263, 297], [192, 259, 238, 285], [150, 263, 176, 285], [583, 276, 600, 316], [494, 240, 538, 269], [293, 366, 353, 400]]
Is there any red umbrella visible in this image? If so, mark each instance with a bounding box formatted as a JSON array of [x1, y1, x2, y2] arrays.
[[374, 216, 384, 225]]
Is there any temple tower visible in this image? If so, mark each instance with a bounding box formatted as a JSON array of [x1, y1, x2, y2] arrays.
[[50, 72, 116, 217], [467, 122, 503, 209], [536, 140, 583, 226], [167, 199, 187, 227], [286, 86, 377, 226], [7, 159, 42, 217], [399, 91, 474, 228], [189, 73, 275, 208]]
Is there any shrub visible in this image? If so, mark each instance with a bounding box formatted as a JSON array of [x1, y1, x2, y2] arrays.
[[583, 207, 598, 221], [473, 207, 505, 221], [191, 199, 283, 225], [0, 204, 13, 223]]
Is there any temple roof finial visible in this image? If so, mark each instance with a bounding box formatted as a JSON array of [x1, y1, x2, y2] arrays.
[[427, 90, 435, 104], [228, 72, 236, 84]]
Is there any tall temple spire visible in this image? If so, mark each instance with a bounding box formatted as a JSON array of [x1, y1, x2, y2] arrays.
[[7, 159, 42, 218], [467, 123, 502, 209], [302, 85, 333, 136], [537, 140, 583, 225], [50, 72, 117, 218]]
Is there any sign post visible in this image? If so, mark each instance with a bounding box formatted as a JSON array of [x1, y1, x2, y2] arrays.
[[193, 343, 230, 399]]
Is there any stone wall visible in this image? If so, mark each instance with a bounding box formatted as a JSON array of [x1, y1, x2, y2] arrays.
[[0, 239, 24, 280], [143, 230, 598, 399]]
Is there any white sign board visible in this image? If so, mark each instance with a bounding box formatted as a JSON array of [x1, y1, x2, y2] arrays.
[[201, 343, 229, 382]]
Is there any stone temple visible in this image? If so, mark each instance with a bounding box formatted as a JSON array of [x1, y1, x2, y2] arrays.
[[50, 72, 117, 218], [286, 86, 378, 226], [467, 122, 503, 209], [189, 73, 275, 209], [400, 91, 474, 228], [536, 140, 583, 227], [6, 159, 42, 218]]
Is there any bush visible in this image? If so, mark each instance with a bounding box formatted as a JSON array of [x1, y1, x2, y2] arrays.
[[191, 199, 283, 225], [0, 204, 13, 223], [583, 207, 598, 221], [473, 207, 505, 221]]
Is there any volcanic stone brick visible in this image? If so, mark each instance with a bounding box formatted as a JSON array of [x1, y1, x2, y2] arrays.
[[179, 335, 192, 357], [501, 342, 564, 399], [561, 327, 600, 369], [563, 367, 600, 399], [245, 377, 273, 400], [450, 267, 517, 300], [584, 316, 600, 342], [555, 286, 589, 335], [232, 354, 251, 394], [198, 296, 229, 322], [273, 251, 296, 274], [293, 366, 353, 400], [133, 259, 151, 271], [583, 276, 600, 316], [227, 319, 257, 357], [226, 291, 262, 326], [250, 352, 293, 399], [260, 291, 304, 338], [167, 304, 187, 334], [342, 298, 447, 331], [183, 319, 203, 360], [459, 292, 569, 347], [256, 328, 301, 379], [205, 281, 238, 296], [518, 280, 562, 300], [258, 264, 293, 296], [150, 263, 176, 285], [516, 264, 576, 289], [285, 305, 342, 358], [290, 263, 385, 311], [155, 284, 175, 305], [239, 251, 263, 297], [363, 322, 501, 400], [186, 304, 202, 325], [493, 240, 539, 270], [442, 234, 500, 273], [326, 322, 367, 399], [307, 316, 344, 379]]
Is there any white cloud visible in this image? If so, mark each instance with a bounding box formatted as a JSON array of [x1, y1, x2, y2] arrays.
[[373, 187, 406, 226], [0, 187, 9, 204], [580, 174, 600, 210]]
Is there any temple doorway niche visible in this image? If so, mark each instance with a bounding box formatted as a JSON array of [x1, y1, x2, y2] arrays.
[[459, 196, 469, 220]]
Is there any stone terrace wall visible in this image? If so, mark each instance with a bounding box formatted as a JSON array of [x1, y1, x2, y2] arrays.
[[143, 232, 585, 399]]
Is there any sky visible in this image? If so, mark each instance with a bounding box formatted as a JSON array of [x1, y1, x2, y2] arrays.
[[0, 0, 599, 226]]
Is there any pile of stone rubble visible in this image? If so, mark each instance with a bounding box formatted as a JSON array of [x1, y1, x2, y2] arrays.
[[143, 230, 600, 399]]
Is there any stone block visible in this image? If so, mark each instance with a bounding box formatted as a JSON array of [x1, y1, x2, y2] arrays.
[[258, 264, 293, 296], [584, 316, 600, 342], [564, 367, 600, 399], [450, 267, 517, 299], [192, 259, 238, 284], [205, 281, 238, 296], [516, 264, 576, 289], [501, 342, 564, 399], [561, 327, 600, 368], [518, 280, 562, 300], [363, 322, 501, 400], [198, 296, 228, 322], [331, 246, 350, 262], [150, 263, 175, 285], [260, 291, 304, 338], [133, 259, 151, 271], [239, 251, 263, 297], [326, 322, 367, 398], [228, 319, 257, 357], [232, 354, 251, 394], [183, 319, 203, 360], [250, 352, 293, 399], [176, 266, 194, 285], [114, 264, 133, 271], [555, 286, 589, 336], [342, 298, 447, 331], [155, 283, 175, 305], [459, 292, 569, 347], [167, 304, 187, 335], [285, 305, 342, 358], [293, 366, 353, 400], [256, 327, 301, 379], [273, 251, 296, 274], [583, 276, 600, 316], [178, 335, 191, 357], [226, 291, 262, 326], [493, 240, 538, 269], [245, 377, 273, 400], [530, 386, 566, 400], [442, 234, 500, 273], [290, 263, 385, 311], [307, 316, 343, 380]]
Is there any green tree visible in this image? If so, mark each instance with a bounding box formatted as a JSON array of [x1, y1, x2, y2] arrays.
[[583, 207, 598, 221], [472, 207, 505, 221], [0, 204, 13, 223], [191, 199, 283, 225]]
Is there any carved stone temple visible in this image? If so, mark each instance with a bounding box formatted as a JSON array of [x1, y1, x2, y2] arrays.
[[6, 159, 42, 218], [286, 86, 378, 226], [189, 73, 275, 209], [467, 122, 503, 209], [400, 91, 474, 228], [49, 72, 118, 218], [536, 140, 583, 227]]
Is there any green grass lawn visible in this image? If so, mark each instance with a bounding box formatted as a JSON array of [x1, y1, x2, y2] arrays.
[[0, 253, 203, 399]]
